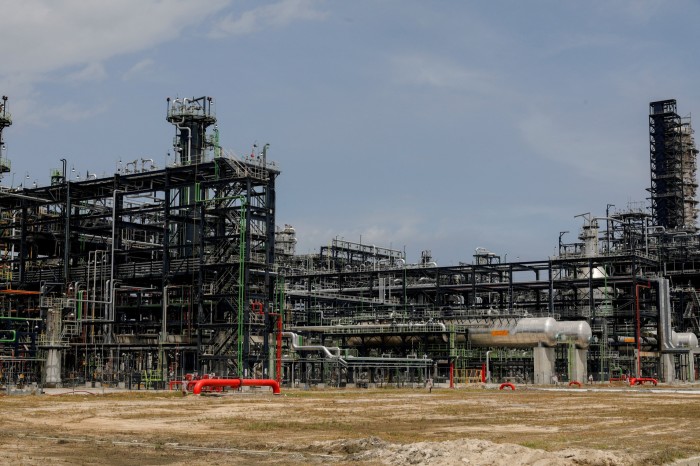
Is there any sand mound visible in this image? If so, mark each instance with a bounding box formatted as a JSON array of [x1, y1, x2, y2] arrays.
[[319, 437, 634, 465]]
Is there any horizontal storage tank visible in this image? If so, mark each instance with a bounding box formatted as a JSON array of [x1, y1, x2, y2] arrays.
[[468, 317, 559, 348], [468, 317, 592, 349], [675, 332, 699, 349], [555, 320, 592, 349]]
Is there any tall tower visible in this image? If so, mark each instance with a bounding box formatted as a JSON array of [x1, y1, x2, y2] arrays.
[[166, 96, 217, 256], [649, 99, 699, 231], [0, 96, 12, 177]]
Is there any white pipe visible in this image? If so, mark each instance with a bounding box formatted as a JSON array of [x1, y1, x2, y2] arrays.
[[108, 189, 121, 323], [485, 350, 492, 383], [294, 322, 447, 333], [656, 278, 676, 351], [79, 191, 122, 315], [282, 332, 347, 366], [174, 120, 191, 165]]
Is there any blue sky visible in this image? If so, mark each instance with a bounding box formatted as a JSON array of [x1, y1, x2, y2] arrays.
[[1, 0, 699, 264]]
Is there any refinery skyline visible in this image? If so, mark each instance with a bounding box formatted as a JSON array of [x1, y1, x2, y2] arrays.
[[1, 0, 700, 263]]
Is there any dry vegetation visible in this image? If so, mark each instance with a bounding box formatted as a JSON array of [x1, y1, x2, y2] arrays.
[[1, 386, 700, 465]]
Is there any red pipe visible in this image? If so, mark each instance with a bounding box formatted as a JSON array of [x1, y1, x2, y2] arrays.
[[449, 361, 454, 389], [192, 378, 281, 395], [629, 377, 658, 386], [168, 380, 182, 390], [481, 363, 486, 383]]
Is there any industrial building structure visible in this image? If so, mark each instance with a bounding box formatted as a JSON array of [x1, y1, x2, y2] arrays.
[[0, 96, 699, 390]]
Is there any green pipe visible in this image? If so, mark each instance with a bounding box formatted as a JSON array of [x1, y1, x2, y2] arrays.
[[213, 128, 221, 159], [77, 290, 83, 321], [0, 316, 42, 321], [0, 329, 16, 343], [275, 277, 285, 381]]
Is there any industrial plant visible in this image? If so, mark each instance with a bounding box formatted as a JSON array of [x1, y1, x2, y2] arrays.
[[1, 95, 699, 391]]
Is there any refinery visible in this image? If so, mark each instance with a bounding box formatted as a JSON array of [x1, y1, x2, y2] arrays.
[[1, 94, 700, 392]]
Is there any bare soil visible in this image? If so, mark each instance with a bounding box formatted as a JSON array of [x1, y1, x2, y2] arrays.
[[1, 385, 700, 465]]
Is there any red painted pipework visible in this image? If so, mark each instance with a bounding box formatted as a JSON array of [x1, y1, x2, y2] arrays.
[[629, 377, 657, 386], [192, 378, 281, 395]]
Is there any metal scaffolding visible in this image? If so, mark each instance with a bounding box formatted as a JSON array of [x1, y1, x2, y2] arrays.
[[0, 96, 279, 387]]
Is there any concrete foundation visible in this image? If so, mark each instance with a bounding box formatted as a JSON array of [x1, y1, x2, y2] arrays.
[[689, 352, 696, 382], [44, 348, 62, 387], [533, 346, 555, 384], [570, 349, 587, 383], [661, 353, 675, 383]]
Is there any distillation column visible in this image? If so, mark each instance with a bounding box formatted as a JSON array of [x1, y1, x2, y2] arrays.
[[0, 95, 12, 176], [166, 96, 217, 256], [649, 99, 699, 232]]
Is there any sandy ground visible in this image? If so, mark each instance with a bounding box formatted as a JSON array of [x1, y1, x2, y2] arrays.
[[2, 384, 700, 465]]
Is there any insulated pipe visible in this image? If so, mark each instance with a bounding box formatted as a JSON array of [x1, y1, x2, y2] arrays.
[[655, 278, 676, 351], [192, 378, 281, 395], [291, 322, 447, 333], [485, 350, 492, 383], [283, 331, 343, 359]]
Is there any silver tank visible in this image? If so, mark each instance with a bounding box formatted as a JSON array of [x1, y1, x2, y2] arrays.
[[468, 317, 558, 348], [468, 317, 592, 349], [675, 332, 699, 349], [554, 320, 592, 349]]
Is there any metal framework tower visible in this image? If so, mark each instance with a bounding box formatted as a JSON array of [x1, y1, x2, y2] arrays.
[[649, 99, 699, 231], [0, 96, 279, 384]]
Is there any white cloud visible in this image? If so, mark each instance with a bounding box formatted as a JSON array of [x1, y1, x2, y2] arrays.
[[23, 101, 110, 125], [210, 0, 327, 38], [596, 0, 664, 23], [122, 59, 156, 81], [539, 33, 624, 58], [66, 62, 107, 82], [391, 54, 499, 95], [0, 0, 228, 123], [517, 111, 646, 182], [292, 208, 425, 257], [0, 0, 229, 77]]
